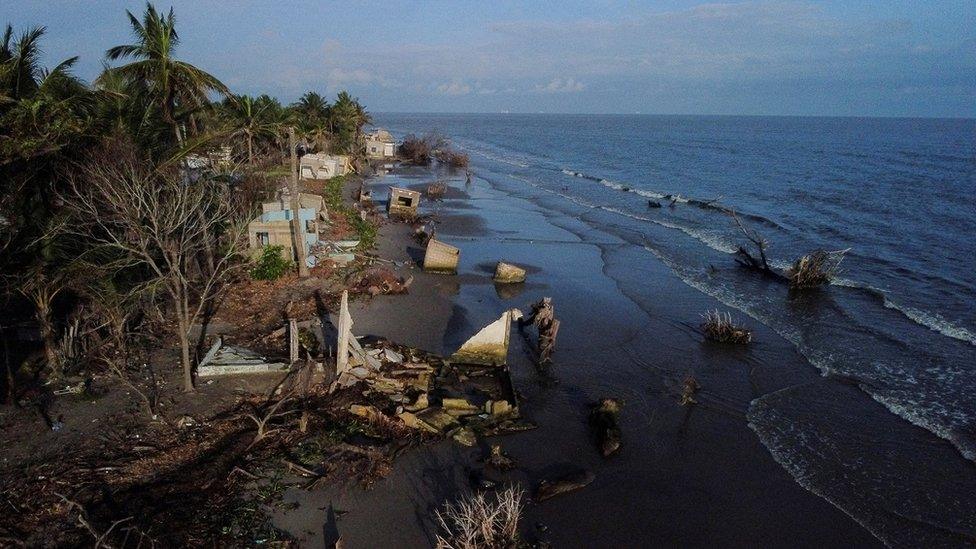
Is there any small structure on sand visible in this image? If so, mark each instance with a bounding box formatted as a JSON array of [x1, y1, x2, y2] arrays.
[[387, 186, 421, 218], [450, 309, 523, 367], [364, 129, 396, 159], [423, 239, 460, 274], [300, 153, 352, 180]]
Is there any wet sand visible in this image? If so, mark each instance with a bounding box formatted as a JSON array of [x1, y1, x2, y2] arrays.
[[273, 166, 883, 547]]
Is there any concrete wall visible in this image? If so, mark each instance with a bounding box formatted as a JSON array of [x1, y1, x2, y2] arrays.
[[248, 207, 320, 260]]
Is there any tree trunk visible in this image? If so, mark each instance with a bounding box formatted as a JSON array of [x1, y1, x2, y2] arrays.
[[172, 283, 194, 392], [247, 131, 254, 165], [36, 299, 60, 379]]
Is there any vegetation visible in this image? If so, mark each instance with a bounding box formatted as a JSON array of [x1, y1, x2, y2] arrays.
[[0, 2, 373, 399], [436, 148, 470, 168], [250, 245, 293, 281], [787, 249, 848, 289], [435, 486, 525, 549], [701, 310, 753, 344], [399, 132, 442, 164]]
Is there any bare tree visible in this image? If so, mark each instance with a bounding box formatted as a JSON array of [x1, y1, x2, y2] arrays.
[[62, 154, 248, 392], [730, 210, 783, 279]]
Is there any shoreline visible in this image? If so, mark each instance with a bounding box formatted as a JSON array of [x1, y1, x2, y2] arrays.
[[270, 163, 883, 547]]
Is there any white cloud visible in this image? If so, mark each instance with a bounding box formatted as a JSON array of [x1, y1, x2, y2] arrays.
[[534, 77, 585, 93], [436, 80, 472, 95]]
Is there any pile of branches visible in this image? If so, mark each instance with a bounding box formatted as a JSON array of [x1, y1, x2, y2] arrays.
[[787, 249, 848, 289], [435, 148, 469, 168], [399, 132, 445, 165], [0, 375, 420, 547], [426, 181, 447, 198], [701, 310, 752, 344]]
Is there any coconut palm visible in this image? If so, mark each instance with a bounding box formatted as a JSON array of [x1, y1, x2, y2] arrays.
[[220, 94, 283, 164], [104, 3, 229, 145]]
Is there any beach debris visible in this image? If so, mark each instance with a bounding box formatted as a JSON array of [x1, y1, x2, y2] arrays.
[[358, 183, 372, 204], [589, 398, 622, 457], [451, 426, 477, 447], [450, 309, 523, 366], [523, 298, 560, 366], [701, 309, 752, 344], [423, 239, 460, 274], [197, 337, 289, 377], [416, 407, 459, 432], [680, 375, 702, 406], [349, 267, 413, 296], [787, 248, 849, 289], [334, 290, 379, 386], [730, 210, 786, 280], [647, 200, 662, 208], [387, 186, 421, 219], [425, 181, 447, 199], [493, 261, 526, 284], [535, 470, 595, 502], [485, 445, 516, 471]]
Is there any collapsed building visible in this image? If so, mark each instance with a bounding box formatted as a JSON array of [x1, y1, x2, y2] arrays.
[[364, 129, 396, 159], [299, 153, 352, 180]]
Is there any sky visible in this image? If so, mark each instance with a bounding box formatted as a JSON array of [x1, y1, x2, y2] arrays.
[[2, 1, 974, 117]]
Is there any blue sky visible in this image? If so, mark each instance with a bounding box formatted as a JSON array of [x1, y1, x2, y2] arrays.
[[3, 1, 974, 117]]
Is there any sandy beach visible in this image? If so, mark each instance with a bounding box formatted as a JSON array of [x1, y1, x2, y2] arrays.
[[266, 164, 884, 547]]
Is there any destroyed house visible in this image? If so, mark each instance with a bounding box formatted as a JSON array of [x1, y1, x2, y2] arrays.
[[365, 129, 396, 159], [262, 192, 329, 222], [247, 208, 321, 265], [299, 153, 352, 180]]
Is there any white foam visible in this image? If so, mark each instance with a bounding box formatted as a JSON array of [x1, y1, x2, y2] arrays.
[[882, 299, 976, 345]]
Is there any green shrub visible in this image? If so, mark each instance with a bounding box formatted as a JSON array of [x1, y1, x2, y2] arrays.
[[250, 245, 292, 280]]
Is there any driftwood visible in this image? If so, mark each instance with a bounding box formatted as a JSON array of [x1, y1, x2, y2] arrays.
[[730, 210, 785, 280]]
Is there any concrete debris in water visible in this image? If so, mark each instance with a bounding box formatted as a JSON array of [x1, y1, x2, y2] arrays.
[[485, 445, 516, 471], [387, 186, 420, 218], [493, 262, 526, 284], [523, 298, 560, 366], [423, 239, 460, 274], [450, 309, 523, 367], [589, 398, 622, 457], [535, 470, 596, 502]]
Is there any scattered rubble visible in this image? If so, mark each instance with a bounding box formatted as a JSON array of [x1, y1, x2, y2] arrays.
[[589, 398, 622, 457], [485, 445, 516, 471], [197, 337, 289, 377], [348, 267, 413, 296], [331, 299, 526, 448], [493, 261, 526, 284], [535, 470, 596, 502]]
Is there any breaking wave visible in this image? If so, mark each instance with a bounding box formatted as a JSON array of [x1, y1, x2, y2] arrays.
[[832, 278, 976, 345]]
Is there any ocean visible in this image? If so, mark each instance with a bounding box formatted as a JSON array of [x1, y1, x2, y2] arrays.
[[372, 113, 976, 545]]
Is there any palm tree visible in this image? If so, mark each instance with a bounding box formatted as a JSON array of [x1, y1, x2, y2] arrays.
[[104, 3, 229, 145], [220, 94, 282, 164]]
